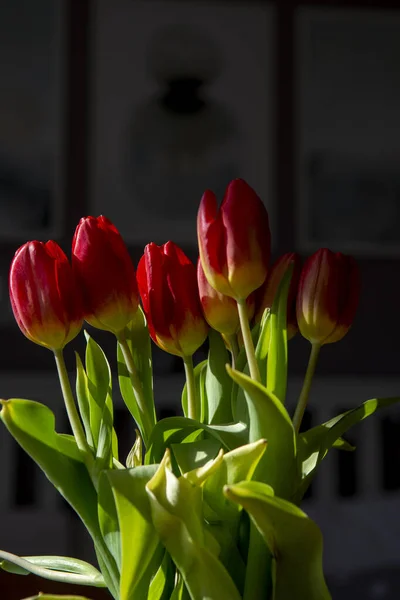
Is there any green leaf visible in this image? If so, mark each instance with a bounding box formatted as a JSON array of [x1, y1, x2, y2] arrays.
[[255, 309, 271, 376], [105, 465, 160, 600], [203, 439, 268, 527], [145, 416, 247, 464], [226, 366, 297, 499], [147, 551, 174, 600], [75, 352, 94, 448], [126, 429, 143, 468], [266, 266, 292, 403], [0, 551, 105, 587], [84, 333, 112, 450], [117, 308, 156, 444], [0, 399, 119, 598], [296, 396, 400, 501], [170, 574, 190, 600], [97, 474, 121, 570], [181, 360, 207, 422], [22, 596, 93, 600], [224, 481, 331, 600], [332, 437, 355, 451], [171, 438, 222, 475], [146, 452, 242, 600], [206, 523, 246, 595], [205, 330, 233, 424]]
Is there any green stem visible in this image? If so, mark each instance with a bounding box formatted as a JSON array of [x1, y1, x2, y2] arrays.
[[243, 523, 273, 600], [228, 334, 240, 370], [292, 343, 321, 433], [183, 354, 197, 420], [118, 333, 153, 443], [53, 349, 94, 471], [237, 299, 261, 382]]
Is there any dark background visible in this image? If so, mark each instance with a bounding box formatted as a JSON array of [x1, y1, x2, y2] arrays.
[[1, 0, 400, 598], [1, 0, 400, 378]]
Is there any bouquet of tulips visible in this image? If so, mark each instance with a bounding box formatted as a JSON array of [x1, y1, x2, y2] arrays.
[[1, 179, 398, 600]]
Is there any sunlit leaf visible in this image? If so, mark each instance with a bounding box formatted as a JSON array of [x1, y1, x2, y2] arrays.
[[171, 438, 222, 475], [0, 399, 119, 598], [296, 396, 400, 501], [126, 428, 143, 468], [226, 367, 297, 499], [0, 551, 105, 587], [146, 451, 242, 600], [266, 267, 292, 403], [75, 352, 94, 449], [105, 465, 160, 600], [145, 416, 247, 465], [147, 551, 174, 600], [97, 474, 121, 570], [205, 330, 233, 424], [224, 481, 331, 600]]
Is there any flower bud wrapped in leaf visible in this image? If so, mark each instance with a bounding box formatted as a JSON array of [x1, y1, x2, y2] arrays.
[[137, 242, 208, 357], [254, 252, 301, 339], [197, 178, 271, 301], [72, 216, 139, 335], [197, 259, 254, 336], [9, 241, 83, 350], [296, 248, 360, 345]]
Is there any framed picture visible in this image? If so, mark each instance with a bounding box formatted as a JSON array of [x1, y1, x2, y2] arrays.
[[90, 0, 275, 246], [296, 9, 400, 257], [0, 0, 65, 242]]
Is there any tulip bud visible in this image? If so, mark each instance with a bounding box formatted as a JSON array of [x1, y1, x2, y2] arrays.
[[197, 259, 254, 336], [254, 252, 301, 339], [197, 178, 271, 302], [9, 241, 83, 350], [137, 242, 208, 357], [296, 248, 360, 345], [72, 216, 139, 335]]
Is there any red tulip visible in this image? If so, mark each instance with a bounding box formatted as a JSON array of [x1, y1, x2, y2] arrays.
[[296, 248, 360, 345], [197, 178, 270, 302], [197, 259, 254, 336], [72, 216, 139, 335], [9, 241, 83, 350], [254, 252, 301, 339], [137, 242, 208, 357]]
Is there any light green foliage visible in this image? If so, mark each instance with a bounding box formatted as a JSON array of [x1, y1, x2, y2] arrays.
[[265, 267, 292, 403], [146, 451, 242, 600], [225, 481, 331, 600], [22, 596, 93, 600]]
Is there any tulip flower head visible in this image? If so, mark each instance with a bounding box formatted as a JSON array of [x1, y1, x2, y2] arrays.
[[296, 248, 360, 346], [254, 252, 301, 339], [72, 216, 139, 335], [197, 178, 271, 302], [137, 242, 208, 357], [197, 258, 255, 336], [9, 240, 83, 350]]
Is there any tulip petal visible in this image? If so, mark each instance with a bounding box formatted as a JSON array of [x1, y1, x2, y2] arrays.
[[9, 241, 83, 350], [72, 216, 138, 334]]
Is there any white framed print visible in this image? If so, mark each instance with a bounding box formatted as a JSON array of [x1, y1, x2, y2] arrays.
[[0, 0, 66, 241], [296, 8, 400, 257], [90, 0, 275, 246]]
